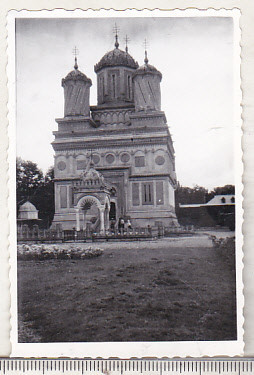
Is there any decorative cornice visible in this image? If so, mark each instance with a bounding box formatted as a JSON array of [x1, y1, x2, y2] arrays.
[[129, 173, 177, 187], [54, 144, 167, 155], [54, 177, 81, 182], [91, 104, 134, 112], [129, 173, 170, 179], [53, 141, 175, 166], [129, 111, 166, 122], [53, 125, 169, 139], [52, 137, 171, 152], [97, 166, 130, 172], [55, 117, 97, 127]]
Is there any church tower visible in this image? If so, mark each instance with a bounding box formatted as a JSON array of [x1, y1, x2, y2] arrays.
[[51, 57, 97, 229], [91, 33, 138, 127], [62, 56, 92, 117], [51, 36, 178, 231], [133, 50, 161, 112], [94, 33, 138, 106]]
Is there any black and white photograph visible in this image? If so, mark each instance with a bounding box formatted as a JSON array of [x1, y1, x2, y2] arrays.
[[8, 9, 243, 357]]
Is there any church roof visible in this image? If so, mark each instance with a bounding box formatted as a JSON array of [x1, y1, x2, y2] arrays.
[[134, 63, 162, 79], [19, 201, 38, 213], [94, 39, 138, 73], [179, 195, 235, 208], [18, 201, 39, 221], [62, 58, 92, 85], [133, 51, 162, 80], [206, 195, 235, 206]]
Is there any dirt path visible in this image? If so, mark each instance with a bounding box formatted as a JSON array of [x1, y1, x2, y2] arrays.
[[60, 235, 214, 251]]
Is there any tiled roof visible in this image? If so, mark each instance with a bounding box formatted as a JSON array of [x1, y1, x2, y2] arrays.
[[179, 195, 235, 208]]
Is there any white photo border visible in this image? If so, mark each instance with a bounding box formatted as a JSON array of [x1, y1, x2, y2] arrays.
[[7, 7, 243, 358]]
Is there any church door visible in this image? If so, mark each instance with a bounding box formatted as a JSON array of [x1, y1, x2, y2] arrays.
[[109, 202, 116, 220]]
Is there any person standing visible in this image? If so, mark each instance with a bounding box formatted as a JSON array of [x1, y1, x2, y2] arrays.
[[127, 219, 132, 230], [118, 217, 125, 234]]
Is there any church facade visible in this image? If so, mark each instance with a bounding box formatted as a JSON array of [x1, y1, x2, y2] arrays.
[[51, 36, 178, 232]]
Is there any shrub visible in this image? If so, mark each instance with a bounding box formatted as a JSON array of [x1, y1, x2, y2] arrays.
[[17, 244, 103, 261], [210, 235, 235, 271]]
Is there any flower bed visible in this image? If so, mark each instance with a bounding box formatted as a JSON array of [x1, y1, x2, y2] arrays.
[[17, 244, 103, 260]]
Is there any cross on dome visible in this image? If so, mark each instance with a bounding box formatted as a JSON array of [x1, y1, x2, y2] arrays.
[[72, 46, 79, 69], [125, 35, 130, 52], [113, 23, 120, 49], [143, 39, 149, 64]]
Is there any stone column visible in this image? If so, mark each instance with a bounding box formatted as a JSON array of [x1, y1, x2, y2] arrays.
[[106, 209, 110, 231], [99, 207, 105, 235], [75, 208, 80, 231], [104, 205, 110, 232]]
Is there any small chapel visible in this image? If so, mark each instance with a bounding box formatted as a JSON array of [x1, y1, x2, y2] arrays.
[[51, 33, 178, 233]]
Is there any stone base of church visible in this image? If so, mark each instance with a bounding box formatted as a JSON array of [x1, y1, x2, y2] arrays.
[[51, 208, 179, 231], [127, 211, 179, 228], [51, 211, 77, 230]]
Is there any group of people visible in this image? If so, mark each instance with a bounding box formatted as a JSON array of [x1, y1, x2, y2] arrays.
[[110, 218, 132, 232]]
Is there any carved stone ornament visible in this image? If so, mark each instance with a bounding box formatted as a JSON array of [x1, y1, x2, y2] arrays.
[[120, 153, 130, 163], [106, 154, 115, 164], [92, 154, 100, 164], [57, 161, 67, 171], [155, 155, 165, 166], [80, 166, 105, 186]]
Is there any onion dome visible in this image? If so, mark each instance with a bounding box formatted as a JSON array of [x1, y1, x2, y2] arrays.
[[94, 37, 138, 73], [133, 51, 162, 80], [62, 57, 92, 85]]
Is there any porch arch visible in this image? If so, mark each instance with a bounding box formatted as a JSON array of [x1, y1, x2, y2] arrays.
[[77, 195, 102, 209], [75, 195, 106, 234]]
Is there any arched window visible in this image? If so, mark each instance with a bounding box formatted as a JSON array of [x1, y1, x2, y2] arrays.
[[112, 74, 116, 99], [142, 183, 154, 205], [100, 76, 105, 98], [127, 75, 131, 99], [221, 197, 226, 204], [231, 196, 235, 203]]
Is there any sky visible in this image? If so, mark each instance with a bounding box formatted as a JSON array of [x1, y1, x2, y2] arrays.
[[16, 16, 237, 190]]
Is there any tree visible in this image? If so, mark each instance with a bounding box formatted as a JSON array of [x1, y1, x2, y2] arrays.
[[16, 157, 44, 206], [16, 158, 55, 228], [34, 166, 55, 228], [175, 183, 208, 205], [175, 183, 235, 207], [212, 184, 235, 196], [205, 185, 235, 202]]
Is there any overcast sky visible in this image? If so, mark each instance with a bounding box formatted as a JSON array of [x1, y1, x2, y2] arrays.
[[16, 16, 236, 190]]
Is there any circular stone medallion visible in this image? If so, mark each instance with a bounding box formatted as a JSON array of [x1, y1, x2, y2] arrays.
[[120, 153, 130, 163], [57, 161, 66, 171], [92, 154, 100, 164], [106, 154, 115, 164], [155, 155, 165, 166]]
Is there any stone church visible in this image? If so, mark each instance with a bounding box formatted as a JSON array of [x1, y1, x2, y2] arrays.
[[51, 35, 178, 233]]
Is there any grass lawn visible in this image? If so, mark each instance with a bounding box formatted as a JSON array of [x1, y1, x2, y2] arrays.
[[18, 236, 237, 342]]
